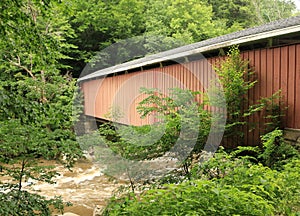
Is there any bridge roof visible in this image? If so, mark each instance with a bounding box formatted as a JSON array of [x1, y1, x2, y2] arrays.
[[78, 15, 300, 82]]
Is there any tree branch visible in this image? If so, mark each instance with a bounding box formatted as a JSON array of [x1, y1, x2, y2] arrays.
[[8, 56, 36, 79], [40, 70, 48, 103]]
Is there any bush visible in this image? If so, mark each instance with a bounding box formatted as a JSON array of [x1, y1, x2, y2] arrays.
[[0, 190, 65, 216], [259, 129, 299, 169], [97, 88, 211, 161], [219, 159, 300, 215], [214, 46, 285, 145], [0, 119, 79, 215], [103, 179, 274, 216], [103, 129, 300, 215]]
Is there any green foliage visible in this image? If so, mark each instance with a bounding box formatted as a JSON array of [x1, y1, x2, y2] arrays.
[[65, 0, 282, 76], [220, 161, 300, 215], [0, 0, 82, 161], [214, 46, 285, 145], [62, 0, 147, 76], [97, 123, 174, 160], [144, 0, 236, 44], [0, 119, 69, 215], [215, 47, 256, 111], [137, 88, 211, 153], [104, 179, 274, 216], [104, 131, 300, 215], [49, 0, 298, 77], [208, 0, 296, 29], [96, 88, 211, 161], [213, 46, 256, 143], [193, 147, 256, 180], [259, 129, 299, 169], [0, 1, 82, 215], [208, 0, 256, 29], [195, 133, 300, 214], [0, 190, 65, 216], [251, 0, 297, 25], [245, 90, 286, 133], [21, 0, 295, 77]]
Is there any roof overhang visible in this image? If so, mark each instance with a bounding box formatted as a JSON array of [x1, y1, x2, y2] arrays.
[[78, 19, 300, 82]]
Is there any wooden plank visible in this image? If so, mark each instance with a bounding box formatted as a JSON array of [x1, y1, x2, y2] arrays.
[[295, 44, 300, 129], [266, 48, 274, 98], [197, 60, 204, 103], [253, 49, 261, 145], [260, 49, 268, 135], [246, 50, 255, 146], [280, 46, 289, 127], [265, 48, 275, 132], [241, 51, 249, 145], [273, 47, 281, 94], [287, 45, 296, 128], [204, 58, 209, 111]]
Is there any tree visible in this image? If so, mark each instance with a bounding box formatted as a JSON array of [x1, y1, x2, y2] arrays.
[[250, 0, 296, 24], [61, 0, 147, 76], [207, 0, 297, 29], [213, 47, 284, 146], [0, 0, 81, 214], [63, 0, 248, 77], [144, 0, 239, 44], [207, 0, 255, 29], [0, 0, 80, 154]]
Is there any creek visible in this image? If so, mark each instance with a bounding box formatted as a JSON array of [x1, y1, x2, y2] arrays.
[[23, 159, 126, 216]]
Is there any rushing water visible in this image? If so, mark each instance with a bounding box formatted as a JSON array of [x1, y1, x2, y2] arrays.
[[1, 157, 179, 215], [22, 159, 126, 216]]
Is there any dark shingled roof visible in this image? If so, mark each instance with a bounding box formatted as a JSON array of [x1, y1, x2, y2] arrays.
[[78, 15, 300, 82]]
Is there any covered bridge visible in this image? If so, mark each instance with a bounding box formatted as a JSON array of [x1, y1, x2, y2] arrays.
[[78, 16, 300, 146]]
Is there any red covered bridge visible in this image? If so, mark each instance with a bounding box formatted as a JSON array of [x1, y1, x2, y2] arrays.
[[78, 16, 300, 146]]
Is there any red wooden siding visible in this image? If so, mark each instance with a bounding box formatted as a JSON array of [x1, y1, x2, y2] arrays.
[[81, 44, 300, 146]]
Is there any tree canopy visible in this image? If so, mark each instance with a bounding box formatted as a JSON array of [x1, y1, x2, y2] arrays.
[[60, 0, 297, 76]]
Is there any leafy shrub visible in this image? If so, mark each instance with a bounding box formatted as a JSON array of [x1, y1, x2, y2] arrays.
[[219, 159, 300, 215], [214, 46, 285, 146], [98, 122, 179, 160], [0, 119, 79, 215], [193, 138, 300, 215], [191, 146, 256, 180], [213, 46, 256, 144], [103, 130, 300, 215], [259, 129, 299, 169], [97, 88, 211, 161], [277, 159, 300, 214], [0, 190, 65, 216], [103, 179, 274, 216]]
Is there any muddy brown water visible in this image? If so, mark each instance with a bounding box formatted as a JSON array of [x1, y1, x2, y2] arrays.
[[2, 159, 127, 216], [1, 157, 179, 215]]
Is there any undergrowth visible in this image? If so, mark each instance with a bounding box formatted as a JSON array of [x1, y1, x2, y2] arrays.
[[103, 129, 300, 216]]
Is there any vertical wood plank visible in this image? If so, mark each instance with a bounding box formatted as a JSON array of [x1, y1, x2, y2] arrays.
[[260, 49, 268, 135], [280, 46, 289, 127], [253, 49, 261, 145], [295, 44, 300, 129], [287, 45, 296, 128]]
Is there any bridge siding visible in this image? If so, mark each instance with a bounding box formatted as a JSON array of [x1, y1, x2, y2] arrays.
[[81, 44, 300, 146]]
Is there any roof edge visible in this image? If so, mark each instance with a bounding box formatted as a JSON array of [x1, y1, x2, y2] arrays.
[[78, 17, 300, 82]]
